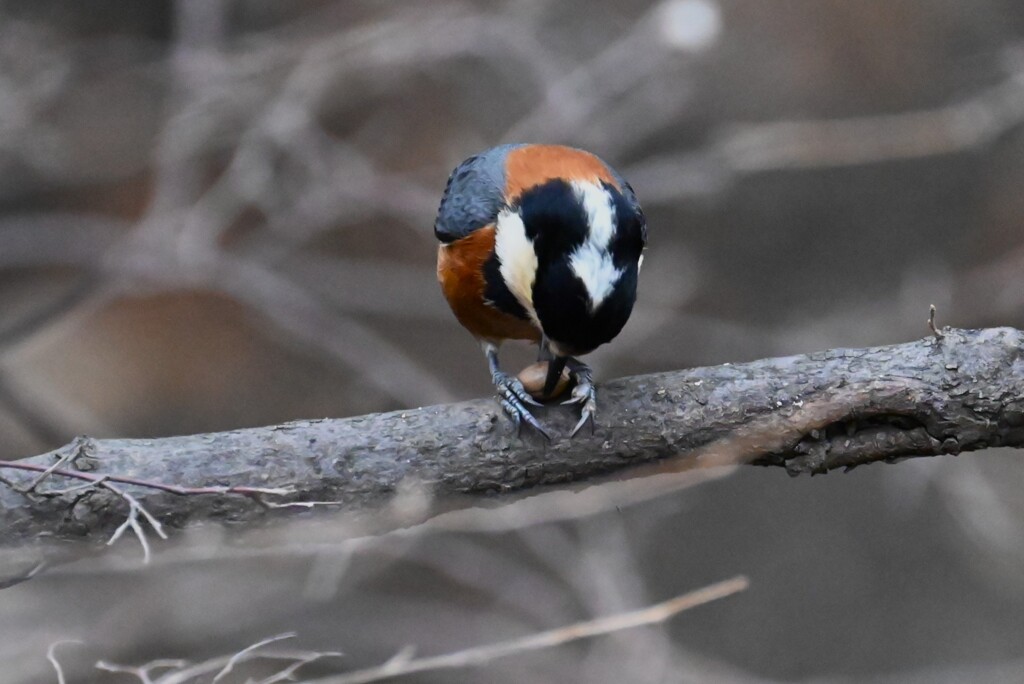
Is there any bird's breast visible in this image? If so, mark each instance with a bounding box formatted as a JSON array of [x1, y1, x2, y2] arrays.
[[437, 226, 541, 344]]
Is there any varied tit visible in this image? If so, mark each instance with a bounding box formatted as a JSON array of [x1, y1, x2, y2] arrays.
[[435, 144, 646, 438]]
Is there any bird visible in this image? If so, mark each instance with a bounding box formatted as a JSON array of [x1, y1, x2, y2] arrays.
[[434, 143, 646, 438]]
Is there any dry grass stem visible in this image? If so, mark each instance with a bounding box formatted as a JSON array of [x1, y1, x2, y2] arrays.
[[309, 575, 749, 684]]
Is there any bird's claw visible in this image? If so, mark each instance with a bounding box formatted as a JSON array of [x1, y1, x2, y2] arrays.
[[495, 373, 550, 440], [562, 379, 596, 438], [495, 372, 542, 407]]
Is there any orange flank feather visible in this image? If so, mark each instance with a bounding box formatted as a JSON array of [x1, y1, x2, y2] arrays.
[[504, 145, 620, 201], [437, 226, 542, 344]]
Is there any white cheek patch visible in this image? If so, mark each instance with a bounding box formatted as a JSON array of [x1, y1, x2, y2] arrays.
[[570, 181, 622, 310], [570, 242, 622, 309], [494, 209, 539, 321], [574, 180, 616, 247]]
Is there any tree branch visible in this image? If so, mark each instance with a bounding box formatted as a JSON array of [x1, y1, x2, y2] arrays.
[[2, 327, 1022, 546]]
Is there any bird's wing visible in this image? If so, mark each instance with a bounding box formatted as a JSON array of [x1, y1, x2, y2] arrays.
[[434, 144, 525, 243]]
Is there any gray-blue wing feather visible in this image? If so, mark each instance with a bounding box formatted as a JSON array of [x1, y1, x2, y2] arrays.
[[434, 144, 525, 243]]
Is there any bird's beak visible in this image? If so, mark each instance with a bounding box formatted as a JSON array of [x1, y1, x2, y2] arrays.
[[543, 356, 569, 398]]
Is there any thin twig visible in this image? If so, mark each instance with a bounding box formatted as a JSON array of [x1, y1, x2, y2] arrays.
[[258, 653, 342, 684], [0, 458, 356, 516], [0, 460, 292, 498], [0, 559, 46, 589], [47, 640, 82, 684], [928, 304, 945, 339], [211, 633, 297, 683], [41, 475, 111, 497], [308, 576, 749, 684], [105, 482, 168, 563], [86, 580, 745, 683], [0, 459, 345, 560], [96, 647, 342, 684], [96, 659, 190, 684], [258, 499, 347, 509], [1, 458, 181, 562], [24, 449, 78, 493]]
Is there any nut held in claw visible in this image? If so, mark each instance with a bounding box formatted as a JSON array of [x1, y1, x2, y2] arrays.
[[517, 361, 571, 402]]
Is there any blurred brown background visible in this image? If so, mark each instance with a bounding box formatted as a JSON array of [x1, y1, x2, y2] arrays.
[[2, 0, 1024, 682]]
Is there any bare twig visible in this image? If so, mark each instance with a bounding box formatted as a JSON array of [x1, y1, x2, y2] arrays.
[[23, 448, 77, 493], [96, 659, 190, 684], [0, 558, 45, 589], [47, 640, 82, 684], [211, 633, 297, 683], [0, 446, 176, 561], [928, 304, 945, 339], [258, 654, 338, 684], [0, 457, 350, 560], [0, 460, 292, 498], [80, 579, 746, 684], [105, 483, 168, 563], [0, 457, 354, 510], [96, 644, 343, 684], [309, 576, 749, 684]]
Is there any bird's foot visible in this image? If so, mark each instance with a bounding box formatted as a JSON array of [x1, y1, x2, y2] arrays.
[[562, 362, 596, 438], [493, 372, 551, 440]]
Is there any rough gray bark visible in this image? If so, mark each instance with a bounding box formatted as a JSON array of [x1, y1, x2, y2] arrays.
[[1, 327, 1022, 545]]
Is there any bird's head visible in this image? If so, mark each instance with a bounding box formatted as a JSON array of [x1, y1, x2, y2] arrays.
[[495, 176, 646, 364]]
